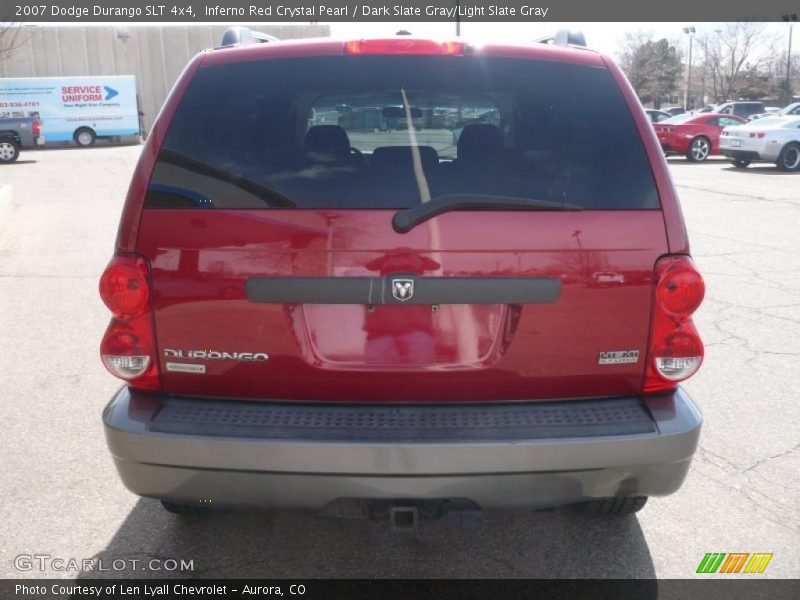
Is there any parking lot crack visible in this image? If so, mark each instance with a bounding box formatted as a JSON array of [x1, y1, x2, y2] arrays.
[[690, 466, 799, 531], [743, 442, 800, 473], [675, 184, 800, 208], [696, 445, 745, 472]]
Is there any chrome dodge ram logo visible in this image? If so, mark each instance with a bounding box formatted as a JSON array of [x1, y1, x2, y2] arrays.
[[391, 278, 414, 301]]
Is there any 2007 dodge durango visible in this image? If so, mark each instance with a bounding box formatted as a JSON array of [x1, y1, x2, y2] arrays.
[[100, 31, 705, 523]]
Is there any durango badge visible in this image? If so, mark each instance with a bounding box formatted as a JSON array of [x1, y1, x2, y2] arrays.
[[164, 349, 269, 362], [391, 278, 414, 302]]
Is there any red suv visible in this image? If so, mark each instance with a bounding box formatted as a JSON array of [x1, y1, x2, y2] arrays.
[[100, 31, 704, 525]]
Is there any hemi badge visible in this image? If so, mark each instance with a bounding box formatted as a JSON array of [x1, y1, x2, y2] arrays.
[[166, 362, 207, 374], [598, 350, 639, 365]]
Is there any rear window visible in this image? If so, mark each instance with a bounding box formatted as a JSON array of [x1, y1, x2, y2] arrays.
[[148, 55, 659, 210]]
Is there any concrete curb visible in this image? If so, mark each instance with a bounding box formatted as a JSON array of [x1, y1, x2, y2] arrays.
[[0, 185, 12, 239]]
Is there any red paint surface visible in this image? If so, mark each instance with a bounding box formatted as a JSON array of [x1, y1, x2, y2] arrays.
[[110, 39, 701, 402], [137, 209, 667, 401]]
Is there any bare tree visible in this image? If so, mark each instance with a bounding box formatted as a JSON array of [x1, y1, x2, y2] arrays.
[[762, 42, 800, 104], [705, 23, 768, 101], [0, 20, 27, 67]]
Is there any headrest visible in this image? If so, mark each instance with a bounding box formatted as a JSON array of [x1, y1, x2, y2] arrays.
[[303, 125, 351, 162], [370, 146, 439, 173], [457, 124, 504, 162]]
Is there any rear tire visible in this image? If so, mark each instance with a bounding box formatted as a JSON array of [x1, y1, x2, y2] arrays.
[[776, 143, 800, 171], [73, 127, 96, 147], [0, 139, 20, 163], [686, 136, 711, 162], [576, 496, 648, 516], [731, 159, 751, 168], [160, 500, 210, 517]]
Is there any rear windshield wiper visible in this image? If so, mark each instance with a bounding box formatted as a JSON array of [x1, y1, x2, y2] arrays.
[[392, 194, 582, 234], [158, 149, 296, 208]]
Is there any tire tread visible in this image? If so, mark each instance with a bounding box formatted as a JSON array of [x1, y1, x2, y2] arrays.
[[578, 496, 648, 516]]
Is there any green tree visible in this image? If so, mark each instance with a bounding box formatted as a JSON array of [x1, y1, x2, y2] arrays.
[[620, 34, 683, 108]]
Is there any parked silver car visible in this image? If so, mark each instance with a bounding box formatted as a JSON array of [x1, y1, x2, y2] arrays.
[[719, 116, 800, 170], [750, 102, 800, 121]]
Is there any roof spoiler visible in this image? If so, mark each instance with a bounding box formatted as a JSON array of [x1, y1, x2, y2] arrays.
[[219, 26, 279, 47], [534, 29, 586, 47]]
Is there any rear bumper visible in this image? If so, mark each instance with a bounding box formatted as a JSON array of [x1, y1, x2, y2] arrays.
[[719, 139, 779, 162], [721, 150, 762, 161], [103, 388, 702, 510], [720, 148, 781, 162]]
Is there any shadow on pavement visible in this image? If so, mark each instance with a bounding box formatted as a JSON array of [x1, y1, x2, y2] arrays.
[[665, 157, 723, 165], [76, 498, 657, 580], [720, 165, 797, 174]]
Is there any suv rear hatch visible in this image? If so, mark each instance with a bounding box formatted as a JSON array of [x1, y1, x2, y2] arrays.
[[134, 44, 668, 402]]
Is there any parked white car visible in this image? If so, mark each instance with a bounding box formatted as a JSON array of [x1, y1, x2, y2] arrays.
[[750, 102, 800, 120], [719, 116, 800, 171]]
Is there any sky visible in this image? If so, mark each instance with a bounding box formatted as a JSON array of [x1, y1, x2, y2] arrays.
[[27, 21, 792, 60]]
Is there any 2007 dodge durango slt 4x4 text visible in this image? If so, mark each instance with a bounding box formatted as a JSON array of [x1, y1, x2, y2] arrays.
[[100, 30, 705, 524]]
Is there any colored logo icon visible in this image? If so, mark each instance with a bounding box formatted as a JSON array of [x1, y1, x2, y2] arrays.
[[696, 552, 773, 574]]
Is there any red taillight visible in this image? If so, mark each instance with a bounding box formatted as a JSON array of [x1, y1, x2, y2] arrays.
[[32, 120, 41, 135], [344, 39, 466, 55], [99, 256, 150, 320], [749, 132, 765, 138], [644, 256, 705, 394], [99, 255, 160, 391], [655, 260, 705, 316]]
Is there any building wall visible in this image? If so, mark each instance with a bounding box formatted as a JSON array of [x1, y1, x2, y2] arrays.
[[1, 25, 330, 132]]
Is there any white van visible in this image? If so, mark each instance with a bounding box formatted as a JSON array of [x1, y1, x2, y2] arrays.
[[0, 75, 140, 146]]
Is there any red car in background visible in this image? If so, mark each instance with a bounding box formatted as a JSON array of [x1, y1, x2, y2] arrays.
[[654, 113, 747, 161]]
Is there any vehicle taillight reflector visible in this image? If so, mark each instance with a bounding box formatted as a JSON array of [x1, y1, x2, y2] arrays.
[[749, 132, 765, 138], [652, 327, 704, 380], [99, 254, 160, 391], [344, 39, 466, 55], [103, 354, 150, 378], [100, 318, 159, 390], [644, 256, 705, 394], [32, 120, 41, 135], [99, 255, 150, 320]]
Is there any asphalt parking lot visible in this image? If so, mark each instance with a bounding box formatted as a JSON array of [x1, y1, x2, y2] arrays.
[[0, 147, 797, 580]]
